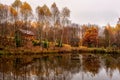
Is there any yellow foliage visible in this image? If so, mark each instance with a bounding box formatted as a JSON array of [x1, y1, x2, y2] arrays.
[[20, 2, 32, 16], [12, 0, 22, 9], [9, 7, 18, 17]]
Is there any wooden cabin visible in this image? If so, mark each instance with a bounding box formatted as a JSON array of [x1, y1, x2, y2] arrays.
[[18, 29, 35, 41], [15, 29, 35, 47]]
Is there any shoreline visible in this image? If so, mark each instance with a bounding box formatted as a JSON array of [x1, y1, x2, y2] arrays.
[[0, 47, 120, 55]]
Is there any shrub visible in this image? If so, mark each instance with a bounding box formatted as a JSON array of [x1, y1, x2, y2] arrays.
[[32, 40, 41, 46], [43, 40, 49, 48]]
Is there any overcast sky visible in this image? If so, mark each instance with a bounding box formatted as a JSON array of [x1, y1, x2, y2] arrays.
[[1, 0, 120, 26]]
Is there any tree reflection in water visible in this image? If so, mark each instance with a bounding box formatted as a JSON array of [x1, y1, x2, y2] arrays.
[[82, 54, 100, 76], [0, 53, 120, 80]]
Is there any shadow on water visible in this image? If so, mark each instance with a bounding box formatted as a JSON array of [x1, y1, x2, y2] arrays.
[[0, 53, 120, 80]]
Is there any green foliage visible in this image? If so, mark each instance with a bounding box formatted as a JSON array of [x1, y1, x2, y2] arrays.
[[32, 40, 49, 48], [43, 40, 49, 48], [15, 32, 21, 47], [32, 40, 41, 46]]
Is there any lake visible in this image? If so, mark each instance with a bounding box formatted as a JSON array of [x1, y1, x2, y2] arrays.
[[0, 53, 120, 80]]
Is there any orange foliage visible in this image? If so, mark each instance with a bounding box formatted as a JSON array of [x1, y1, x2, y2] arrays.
[[9, 7, 18, 17], [20, 2, 32, 17], [83, 26, 98, 47]]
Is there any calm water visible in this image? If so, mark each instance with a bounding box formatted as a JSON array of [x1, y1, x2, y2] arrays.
[[0, 53, 120, 80]]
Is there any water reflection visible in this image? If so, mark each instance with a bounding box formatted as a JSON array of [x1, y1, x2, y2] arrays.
[[0, 53, 120, 80], [82, 54, 100, 76]]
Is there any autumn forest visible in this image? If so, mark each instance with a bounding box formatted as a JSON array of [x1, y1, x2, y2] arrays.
[[1, 0, 120, 80], [0, 0, 120, 53]]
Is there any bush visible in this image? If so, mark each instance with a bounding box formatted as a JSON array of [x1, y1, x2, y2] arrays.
[[32, 40, 49, 48], [43, 40, 49, 48], [32, 40, 41, 46]]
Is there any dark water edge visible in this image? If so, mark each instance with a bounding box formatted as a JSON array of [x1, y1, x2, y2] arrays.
[[0, 53, 120, 80], [0, 47, 120, 55]]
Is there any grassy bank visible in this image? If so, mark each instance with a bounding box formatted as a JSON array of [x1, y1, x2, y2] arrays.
[[0, 46, 120, 55], [72, 47, 120, 54]]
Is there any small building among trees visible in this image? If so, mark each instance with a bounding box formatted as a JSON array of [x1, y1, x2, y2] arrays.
[[18, 29, 35, 41], [15, 29, 35, 47]]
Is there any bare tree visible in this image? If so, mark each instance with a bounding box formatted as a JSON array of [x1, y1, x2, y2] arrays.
[[60, 7, 70, 46], [51, 2, 60, 48], [0, 4, 9, 37]]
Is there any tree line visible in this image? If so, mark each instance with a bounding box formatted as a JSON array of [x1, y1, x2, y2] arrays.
[[0, 0, 120, 49]]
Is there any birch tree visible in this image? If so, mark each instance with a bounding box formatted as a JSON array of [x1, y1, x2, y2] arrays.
[[51, 3, 60, 47], [60, 7, 70, 47]]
